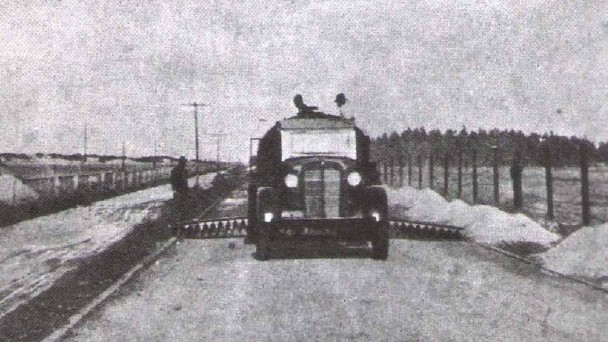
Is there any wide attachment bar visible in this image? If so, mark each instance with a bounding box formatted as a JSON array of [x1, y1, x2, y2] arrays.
[[171, 217, 463, 240], [389, 219, 463, 240], [170, 217, 249, 239]]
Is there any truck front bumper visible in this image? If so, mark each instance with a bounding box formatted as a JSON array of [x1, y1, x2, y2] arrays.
[[264, 218, 382, 240]]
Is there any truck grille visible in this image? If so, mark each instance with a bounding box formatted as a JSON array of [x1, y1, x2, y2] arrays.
[[303, 167, 341, 218]]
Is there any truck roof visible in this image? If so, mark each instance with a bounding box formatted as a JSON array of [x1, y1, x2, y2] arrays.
[[279, 115, 356, 130]]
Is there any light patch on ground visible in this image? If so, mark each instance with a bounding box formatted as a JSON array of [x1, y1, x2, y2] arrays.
[[218, 197, 247, 207]]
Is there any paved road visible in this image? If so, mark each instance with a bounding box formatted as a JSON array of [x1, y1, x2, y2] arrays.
[[66, 190, 608, 342]]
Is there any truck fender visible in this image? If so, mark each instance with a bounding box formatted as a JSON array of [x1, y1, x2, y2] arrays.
[[256, 187, 278, 223], [362, 185, 388, 221]]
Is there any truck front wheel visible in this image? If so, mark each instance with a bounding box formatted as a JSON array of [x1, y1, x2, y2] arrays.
[[372, 222, 389, 260], [256, 223, 271, 261], [255, 187, 274, 261]]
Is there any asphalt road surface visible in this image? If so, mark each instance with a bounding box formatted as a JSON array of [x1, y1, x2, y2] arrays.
[[65, 190, 608, 342]]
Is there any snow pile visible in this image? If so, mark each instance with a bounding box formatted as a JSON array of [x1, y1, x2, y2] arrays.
[[0, 169, 39, 204], [386, 186, 560, 247], [536, 223, 608, 287]]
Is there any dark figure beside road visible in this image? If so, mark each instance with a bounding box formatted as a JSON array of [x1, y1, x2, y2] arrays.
[[170, 156, 189, 200]]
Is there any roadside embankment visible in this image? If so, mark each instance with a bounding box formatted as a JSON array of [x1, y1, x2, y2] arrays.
[[0, 166, 246, 341]]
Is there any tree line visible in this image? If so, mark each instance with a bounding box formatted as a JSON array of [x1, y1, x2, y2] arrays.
[[371, 127, 607, 167]]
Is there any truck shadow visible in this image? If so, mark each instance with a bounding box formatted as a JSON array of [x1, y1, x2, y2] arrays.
[[257, 239, 372, 260]]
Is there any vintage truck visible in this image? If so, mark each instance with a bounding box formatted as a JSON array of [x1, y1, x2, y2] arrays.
[[247, 112, 389, 260]]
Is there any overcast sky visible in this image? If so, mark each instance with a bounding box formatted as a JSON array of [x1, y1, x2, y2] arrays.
[[1, 0, 607, 161]]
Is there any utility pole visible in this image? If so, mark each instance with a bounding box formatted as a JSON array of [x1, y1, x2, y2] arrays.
[[83, 121, 88, 162], [153, 140, 157, 168], [216, 137, 220, 169], [208, 133, 228, 171], [181, 102, 208, 162], [122, 140, 126, 172]]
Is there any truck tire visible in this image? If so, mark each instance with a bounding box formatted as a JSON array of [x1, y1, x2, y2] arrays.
[[245, 184, 257, 244], [367, 186, 389, 260], [372, 222, 389, 260], [256, 223, 271, 261], [255, 187, 274, 260]]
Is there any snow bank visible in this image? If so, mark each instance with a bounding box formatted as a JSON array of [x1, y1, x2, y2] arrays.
[[536, 223, 608, 288], [386, 186, 560, 247], [0, 172, 219, 316]]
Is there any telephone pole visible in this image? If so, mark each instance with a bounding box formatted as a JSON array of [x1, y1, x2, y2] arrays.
[[208, 133, 228, 170], [122, 139, 126, 171], [181, 102, 208, 162], [83, 121, 88, 162]]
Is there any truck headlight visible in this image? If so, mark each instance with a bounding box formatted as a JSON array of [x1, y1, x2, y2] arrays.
[[371, 211, 381, 222], [347, 171, 362, 186], [284, 174, 298, 188], [264, 213, 274, 222]]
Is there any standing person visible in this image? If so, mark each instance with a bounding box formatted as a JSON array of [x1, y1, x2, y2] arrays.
[[170, 156, 189, 200], [334, 93, 348, 118]]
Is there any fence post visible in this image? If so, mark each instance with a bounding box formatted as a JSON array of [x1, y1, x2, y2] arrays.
[[511, 151, 524, 211], [543, 145, 554, 219], [580, 144, 590, 225], [472, 149, 478, 204], [417, 154, 423, 189], [398, 157, 403, 187], [443, 153, 449, 196], [429, 154, 434, 190], [383, 161, 388, 184], [390, 158, 395, 187], [408, 155, 412, 186], [53, 175, 60, 197], [493, 146, 499, 205], [457, 149, 463, 199]]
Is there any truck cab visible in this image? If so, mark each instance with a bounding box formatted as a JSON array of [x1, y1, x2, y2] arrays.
[[248, 114, 389, 260]]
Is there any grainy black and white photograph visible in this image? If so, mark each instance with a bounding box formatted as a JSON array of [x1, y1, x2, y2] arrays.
[[1, 1, 608, 341]]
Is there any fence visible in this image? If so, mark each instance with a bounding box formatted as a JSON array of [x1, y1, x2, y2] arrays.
[[379, 146, 608, 227], [0, 162, 221, 206], [0, 167, 175, 206]]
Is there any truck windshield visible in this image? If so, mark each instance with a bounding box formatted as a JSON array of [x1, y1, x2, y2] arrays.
[[280, 129, 357, 161]]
